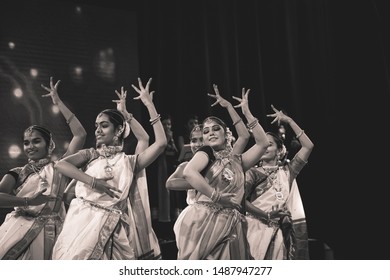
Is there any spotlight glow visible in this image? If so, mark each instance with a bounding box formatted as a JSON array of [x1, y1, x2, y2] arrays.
[[51, 105, 60, 114], [9, 145, 21, 159], [8, 41, 15, 49], [13, 88, 23, 98], [30, 68, 38, 77]]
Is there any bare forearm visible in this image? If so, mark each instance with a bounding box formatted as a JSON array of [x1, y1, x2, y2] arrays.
[[129, 117, 150, 153], [183, 170, 213, 198], [166, 178, 193, 190], [0, 193, 25, 207], [227, 104, 250, 150], [286, 118, 314, 161], [57, 100, 87, 155], [55, 161, 93, 186], [246, 201, 267, 219]]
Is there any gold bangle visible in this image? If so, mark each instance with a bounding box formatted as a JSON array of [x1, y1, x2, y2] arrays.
[[247, 118, 259, 130], [296, 130, 304, 139], [66, 113, 75, 124], [150, 114, 161, 125]]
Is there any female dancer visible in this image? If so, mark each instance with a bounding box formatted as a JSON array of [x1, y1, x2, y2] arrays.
[[52, 78, 167, 260], [166, 85, 250, 203], [245, 105, 314, 259], [174, 87, 268, 259], [0, 77, 87, 259]]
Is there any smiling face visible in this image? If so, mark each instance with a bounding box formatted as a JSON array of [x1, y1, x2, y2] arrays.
[[260, 133, 283, 165], [202, 119, 226, 151], [190, 126, 203, 153], [95, 113, 117, 148], [23, 130, 49, 161]]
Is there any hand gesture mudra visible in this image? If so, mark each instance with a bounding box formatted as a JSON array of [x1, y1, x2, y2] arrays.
[[131, 77, 155, 106], [112, 86, 129, 117], [41, 76, 61, 105], [207, 84, 231, 108], [232, 87, 250, 114], [267, 104, 291, 126]]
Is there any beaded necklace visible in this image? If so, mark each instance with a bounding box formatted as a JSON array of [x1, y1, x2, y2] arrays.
[[262, 165, 283, 200]]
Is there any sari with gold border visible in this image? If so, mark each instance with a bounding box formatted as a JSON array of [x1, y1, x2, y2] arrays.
[[174, 146, 251, 260], [0, 162, 67, 260]]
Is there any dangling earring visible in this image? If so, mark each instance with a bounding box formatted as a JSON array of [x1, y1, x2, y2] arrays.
[[113, 126, 124, 146], [48, 139, 55, 157], [113, 134, 120, 145], [276, 154, 282, 166]]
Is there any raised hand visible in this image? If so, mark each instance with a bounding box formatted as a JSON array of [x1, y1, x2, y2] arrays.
[[131, 77, 155, 106], [112, 86, 129, 117], [41, 76, 61, 105], [266, 104, 291, 126], [207, 84, 231, 108], [232, 87, 250, 114]]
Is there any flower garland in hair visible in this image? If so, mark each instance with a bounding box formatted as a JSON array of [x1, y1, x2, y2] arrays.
[[279, 144, 287, 158], [277, 144, 288, 166], [225, 127, 235, 154]]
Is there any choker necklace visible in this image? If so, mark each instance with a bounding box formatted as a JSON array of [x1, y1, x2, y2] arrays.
[[28, 158, 50, 189], [213, 148, 230, 160], [97, 144, 123, 158]]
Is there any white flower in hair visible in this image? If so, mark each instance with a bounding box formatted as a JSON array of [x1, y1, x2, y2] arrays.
[[123, 122, 131, 138], [225, 127, 235, 150], [280, 144, 287, 158]]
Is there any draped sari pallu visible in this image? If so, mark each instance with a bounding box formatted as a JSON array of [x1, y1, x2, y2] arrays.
[[175, 154, 251, 260], [0, 163, 67, 260], [51, 148, 161, 260]]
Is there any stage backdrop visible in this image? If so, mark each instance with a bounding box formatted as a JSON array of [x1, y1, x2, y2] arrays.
[[1, 0, 389, 260]]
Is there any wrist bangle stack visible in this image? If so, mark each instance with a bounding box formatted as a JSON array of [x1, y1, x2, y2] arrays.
[[295, 130, 304, 139], [247, 118, 259, 130], [210, 189, 221, 203], [232, 118, 243, 126], [24, 197, 29, 208], [66, 113, 75, 124], [267, 212, 271, 223], [150, 114, 161, 125]]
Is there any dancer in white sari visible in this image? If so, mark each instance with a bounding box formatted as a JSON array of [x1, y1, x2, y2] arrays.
[[0, 77, 86, 259], [52, 78, 167, 260], [245, 105, 314, 259]]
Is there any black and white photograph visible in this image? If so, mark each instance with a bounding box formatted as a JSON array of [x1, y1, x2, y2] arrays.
[[0, 0, 388, 276]]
